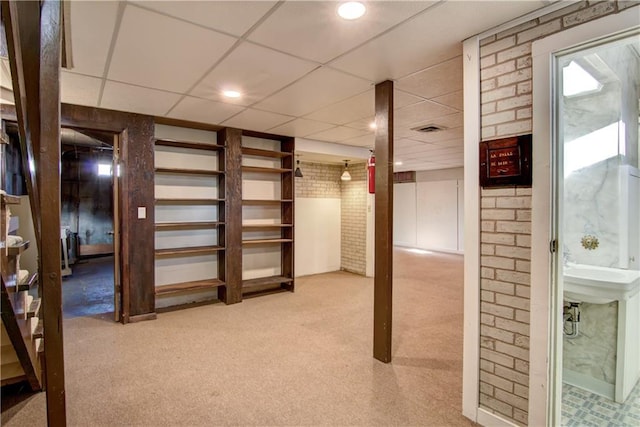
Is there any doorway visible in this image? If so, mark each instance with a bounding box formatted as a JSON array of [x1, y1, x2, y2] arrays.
[[60, 127, 121, 321], [554, 31, 640, 424]]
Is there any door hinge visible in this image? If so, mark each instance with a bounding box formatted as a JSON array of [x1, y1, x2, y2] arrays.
[[550, 239, 558, 253]]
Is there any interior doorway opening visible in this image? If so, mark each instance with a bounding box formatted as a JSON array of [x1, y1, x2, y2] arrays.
[[60, 127, 121, 321]]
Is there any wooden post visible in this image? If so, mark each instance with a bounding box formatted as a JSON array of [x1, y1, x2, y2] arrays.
[[39, 0, 66, 424], [374, 80, 394, 363], [218, 128, 242, 304]]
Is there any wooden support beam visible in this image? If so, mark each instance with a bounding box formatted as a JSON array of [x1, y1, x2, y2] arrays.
[[374, 80, 394, 363], [219, 128, 242, 304], [39, 1, 66, 424]]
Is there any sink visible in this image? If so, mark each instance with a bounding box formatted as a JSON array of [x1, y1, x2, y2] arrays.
[[563, 263, 640, 304]]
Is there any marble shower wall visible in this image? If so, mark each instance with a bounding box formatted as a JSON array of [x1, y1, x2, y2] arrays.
[[564, 157, 623, 268]]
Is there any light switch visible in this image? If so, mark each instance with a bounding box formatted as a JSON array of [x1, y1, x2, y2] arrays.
[[138, 207, 146, 219]]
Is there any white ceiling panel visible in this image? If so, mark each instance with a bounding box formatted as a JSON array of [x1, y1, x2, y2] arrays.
[[190, 42, 318, 106], [131, 1, 277, 36], [306, 126, 370, 143], [248, 1, 434, 63], [267, 118, 335, 137], [305, 90, 372, 125], [432, 90, 463, 111], [344, 117, 375, 131], [221, 108, 293, 132], [253, 67, 371, 117], [397, 56, 463, 99], [101, 81, 181, 116], [68, 1, 119, 77], [168, 96, 245, 125], [108, 5, 237, 93], [61, 72, 102, 107], [342, 133, 375, 148], [395, 101, 458, 127], [330, 1, 546, 81]]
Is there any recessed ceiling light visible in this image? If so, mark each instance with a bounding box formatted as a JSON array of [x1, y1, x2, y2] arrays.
[[338, 2, 366, 20], [394, 161, 403, 166], [369, 121, 376, 130], [222, 90, 241, 99]]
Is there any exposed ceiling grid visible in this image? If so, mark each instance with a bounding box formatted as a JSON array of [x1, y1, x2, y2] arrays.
[[0, 1, 551, 172]]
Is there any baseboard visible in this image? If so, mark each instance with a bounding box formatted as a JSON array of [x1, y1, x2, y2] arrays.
[[477, 408, 519, 427], [563, 368, 614, 400], [127, 313, 157, 323]]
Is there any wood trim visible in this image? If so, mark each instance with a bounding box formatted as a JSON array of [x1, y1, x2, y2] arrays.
[[154, 116, 223, 133], [219, 128, 242, 304], [373, 80, 394, 363], [127, 313, 157, 323]]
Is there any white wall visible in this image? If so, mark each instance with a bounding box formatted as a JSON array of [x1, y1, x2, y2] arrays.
[[393, 183, 417, 247], [295, 198, 341, 276], [393, 167, 464, 253]]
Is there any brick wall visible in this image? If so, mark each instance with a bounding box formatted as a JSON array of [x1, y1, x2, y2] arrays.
[[295, 161, 342, 198], [478, 1, 638, 424], [340, 162, 367, 275]]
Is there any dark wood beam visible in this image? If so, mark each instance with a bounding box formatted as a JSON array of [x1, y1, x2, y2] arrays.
[[39, 1, 66, 424], [374, 80, 394, 363], [218, 128, 242, 304]]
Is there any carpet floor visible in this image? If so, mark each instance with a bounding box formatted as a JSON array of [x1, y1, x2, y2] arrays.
[[1, 248, 473, 426]]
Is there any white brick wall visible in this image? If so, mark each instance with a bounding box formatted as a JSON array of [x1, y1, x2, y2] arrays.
[[295, 162, 342, 198], [478, 2, 638, 423], [341, 162, 367, 275]]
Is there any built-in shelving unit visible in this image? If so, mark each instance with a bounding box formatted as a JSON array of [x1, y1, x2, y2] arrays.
[[240, 132, 295, 296], [153, 129, 226, 305]]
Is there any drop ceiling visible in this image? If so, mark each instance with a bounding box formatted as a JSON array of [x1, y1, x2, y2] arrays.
[[0, 0, 550, 171]]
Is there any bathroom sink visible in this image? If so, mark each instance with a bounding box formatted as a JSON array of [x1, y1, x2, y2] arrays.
[[563, 263, 640, 304]]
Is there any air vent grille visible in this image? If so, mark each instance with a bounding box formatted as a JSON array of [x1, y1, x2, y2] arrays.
[[412, 124, 446, 133]]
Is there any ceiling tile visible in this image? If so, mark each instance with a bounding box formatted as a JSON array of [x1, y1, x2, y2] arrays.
[[253, 67, 371, 117], [248, 1, 433, 63], [68, 1, 119, 77], [131, 1, 277, 36], [61, 72, 102, 107], [168, 96, 245, 125], [267, 118, 335, 137], [342, 133, 375, 148], [330, 1, 546, 80], [306, 126, 370, 143], [305, 90, 372, 125], [344, 117, 375, 131], [395, 101, 458, 127], [108, 5, 237, 93], [101, 81, 181, 116], [190, 42, 317, 106], [432, 90, 463, 111], [396, 56, 463, 99], [221, 108, 293, 132]]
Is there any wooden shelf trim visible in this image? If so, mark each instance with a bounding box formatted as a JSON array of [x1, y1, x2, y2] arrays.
[[155, 221, 224, 230], [16, 272, 38, 292], [242, 224, 292, 229], [8, 241, 30, 256], [243, 275, 293, 288], [155, 245, 225, 257], [155, 139, 224, 151], [14, 298, 41, 319], [242, 238, 292, 245], [241, 147, 292, 158], [155, 278, 225, 295], [1, 194, 21, 204], [242, 199, 292, 205], [155, 167, 223, 176], [242, 166, 291, 174], [155, 198, 224, 205]]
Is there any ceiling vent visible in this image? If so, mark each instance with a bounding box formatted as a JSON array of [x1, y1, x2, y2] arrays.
[[412, 124, 446, 133]]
